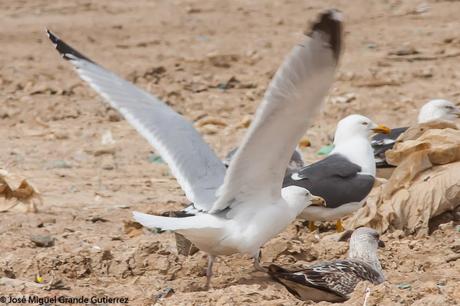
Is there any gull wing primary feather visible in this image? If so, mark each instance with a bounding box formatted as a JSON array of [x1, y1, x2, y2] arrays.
[[46, 30, 225, 211], [211, 10, 342, 213]]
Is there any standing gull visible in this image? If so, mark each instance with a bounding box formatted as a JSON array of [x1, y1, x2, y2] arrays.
[[268, 227, 385, 302], [284, 114, 390, 232], [47, 10, 342, 287], [372, 99, 460, 168]]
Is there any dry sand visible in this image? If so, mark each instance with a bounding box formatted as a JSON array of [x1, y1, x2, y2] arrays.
[[1, 0, 459, 305]]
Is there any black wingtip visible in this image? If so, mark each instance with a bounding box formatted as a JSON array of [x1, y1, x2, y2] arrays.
[[307, 9, 343, 61], [46, 28, 57, 43], [45, 28, 94, 63]]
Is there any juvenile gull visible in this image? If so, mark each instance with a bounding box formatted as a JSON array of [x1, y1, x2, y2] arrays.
[[47, 10, 342, 287], [373, 99, 460, 168], [268, 227, 385, 302], [284, 114, 390, 231]]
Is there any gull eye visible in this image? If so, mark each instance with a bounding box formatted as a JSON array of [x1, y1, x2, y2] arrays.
[[445, 105, 454, 110], [361, 121, 368, 126]]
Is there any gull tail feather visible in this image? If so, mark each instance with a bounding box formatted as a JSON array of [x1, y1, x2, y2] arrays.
[[132, 211, 221, 231]]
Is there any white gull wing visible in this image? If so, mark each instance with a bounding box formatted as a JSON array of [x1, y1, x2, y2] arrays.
[[46, 30, 225, 211], [211, 10, 342, 212]]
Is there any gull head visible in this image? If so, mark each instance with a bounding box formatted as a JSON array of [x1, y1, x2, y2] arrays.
[[333, 114, 390, 146], [348, 227, 384, 273], [281, 186, 326, 216], [418, 99, 460, 123]]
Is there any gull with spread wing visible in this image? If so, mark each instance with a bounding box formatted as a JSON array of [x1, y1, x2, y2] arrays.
[[47, 10, 342, 287]]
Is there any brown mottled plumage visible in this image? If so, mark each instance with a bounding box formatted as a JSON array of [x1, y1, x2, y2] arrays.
[[268, 227, 385, 302]]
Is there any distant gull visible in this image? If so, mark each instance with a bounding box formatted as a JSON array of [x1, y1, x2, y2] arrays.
[[268, 227, 385, 302], [372, 99, 460, 168], [284, 114, 390, 232], [47, 10, 342, 287]]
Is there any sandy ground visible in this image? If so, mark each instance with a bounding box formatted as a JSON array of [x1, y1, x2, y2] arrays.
[[1, 0, 460, 305]]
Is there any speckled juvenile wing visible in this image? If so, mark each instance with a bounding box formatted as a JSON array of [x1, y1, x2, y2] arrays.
[[304, 260, 384, 297], [269, 260, 383, 300]]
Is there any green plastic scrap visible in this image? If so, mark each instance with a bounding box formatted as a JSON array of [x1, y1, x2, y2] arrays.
[[397, 283, 412, 290], [149, 154, 165, 164], [317, 144, 334, 156]]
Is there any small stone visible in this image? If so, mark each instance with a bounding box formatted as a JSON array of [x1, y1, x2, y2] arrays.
[[446, 254, 460, 263], [451, 243, 460, 253], [101, 130, 115, 145], [36, 218, 56, 228], [186, 6, 201, 14], [330, 93, 356, 104], [152, 287, 175, 303], [199, 125, 219, 135], [367, 42, 377, 49], [101, 249, 113, 261], [175, 233, 199, 256], [107, 109, 122, 122], [389, 46, 419, 56], [101, 155, 115, 170], [397, 283, 412, 290], [123, 220, 144, 237], [91, 146, 116, 157], [88, 216, 108, 223], [45, 160, 72, 170], [91, 245, 102, 253], [337, 71, 355, 81], [389, 229, 405, 239], [414, 3, 430, 14], [408, 240, 418, 249], [236, 116, 252, 129], [30, 235, 55, 247], [439, 221, 454, 231], [413, 67, 433, 78]]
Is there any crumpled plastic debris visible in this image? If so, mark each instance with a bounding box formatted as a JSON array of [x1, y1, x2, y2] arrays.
[[346, 121, 460, 235], [0, 169, 42, 212]]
